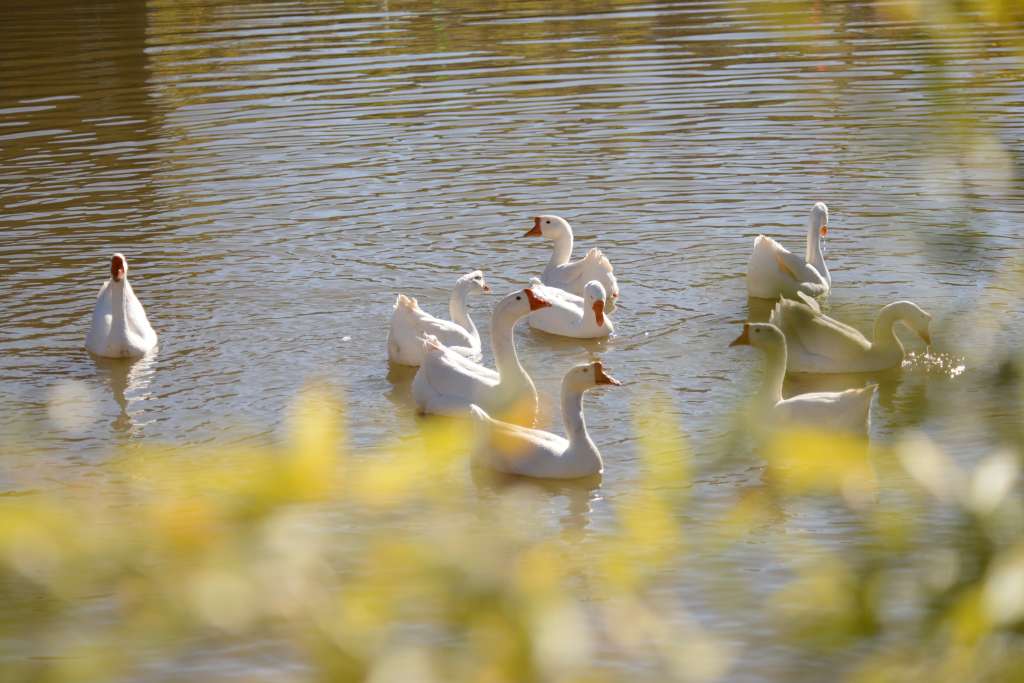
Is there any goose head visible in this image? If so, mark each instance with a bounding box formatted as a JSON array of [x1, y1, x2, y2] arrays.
[[523, 214, 572, 240], [495, 287, 551, 321], [809, 202, 830, 238], [729, 322, 786, 354], [110, 253, 128, 282], [565, 360, 622, 392], [456, 270, 491, 294], [583, 280, 608, 326], [890, 301, 933, 346]]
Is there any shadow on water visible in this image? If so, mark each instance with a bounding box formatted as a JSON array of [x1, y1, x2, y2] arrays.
[[783, 369, 897, 396], [384, 363, 418, 410]]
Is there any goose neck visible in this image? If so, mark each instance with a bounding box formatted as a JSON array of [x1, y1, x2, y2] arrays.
[[759, 344, 787, 406], [872, 304, 905, 354], [546, 229, 574, 269], [110, 279, 128, 327], [448, 285, 477, 339], [491, 307, 529, 387], [805, 226, 828, 280], [561, 381, 599, 464], [561, 382, 587, 441]]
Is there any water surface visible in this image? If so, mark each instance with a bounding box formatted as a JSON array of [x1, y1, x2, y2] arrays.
[[1, 0, 1022, 679]]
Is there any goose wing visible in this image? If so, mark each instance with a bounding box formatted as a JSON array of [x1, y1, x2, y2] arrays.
[[418, 337, 498, 401], [766, 240, 818, 283], [776, 385, 874, 431], [470, 406, 568, 471], [529, 278, 583, 307], [123, 282, 156, 341], [772, 297, 871, 365], [85, 282, 114, 351], [392, 294, 473, 346], [548, 249, 614, 295]]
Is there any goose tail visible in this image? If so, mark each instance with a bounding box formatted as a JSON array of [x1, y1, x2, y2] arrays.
[[584, 247, 614, 273], [394, 293, 418, 311], [856, 384, 877, 427]]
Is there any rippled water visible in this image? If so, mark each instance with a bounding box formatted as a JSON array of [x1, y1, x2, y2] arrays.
[[2, 0, 1023, 679]]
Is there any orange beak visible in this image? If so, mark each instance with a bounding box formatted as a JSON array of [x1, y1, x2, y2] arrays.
[[594, 361, 621, 386], [820, 225, 829, 237], [483, 284, 492, 293], [729, 324, 751, 347], [592, 299, 605, 327], [524, 288, 551, 311], [920, 330, 931, 346], [524, 216, 542, 237], [111, 256, 125, 281]]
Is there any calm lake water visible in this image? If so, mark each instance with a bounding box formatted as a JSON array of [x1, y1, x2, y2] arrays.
[[1, 0, 1023, 679]]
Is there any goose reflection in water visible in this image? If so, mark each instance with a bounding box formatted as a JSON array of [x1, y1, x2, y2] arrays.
[[471, 464, 602, 537], [90, 350, 158, 437]]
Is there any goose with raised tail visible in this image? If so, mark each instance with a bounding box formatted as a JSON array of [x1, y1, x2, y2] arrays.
[[730, 322, 874, 432], [746, 202, 832, 300], [85, 253, 158, 359], [469, 361, 621, 479], [527, 279, 614, 339], [412, 287, 551, 426], [524, 215, 619, 312], [387, 270, 491, 366], [770, 293, 932, 373]]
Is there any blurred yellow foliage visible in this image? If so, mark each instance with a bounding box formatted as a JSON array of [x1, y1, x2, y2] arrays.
[[1, 382, 1023, 682]]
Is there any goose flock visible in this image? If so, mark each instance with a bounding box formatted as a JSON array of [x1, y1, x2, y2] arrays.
[[86, 204, 934, 480]]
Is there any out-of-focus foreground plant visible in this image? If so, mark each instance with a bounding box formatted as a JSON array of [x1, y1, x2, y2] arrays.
[[2, 384, 1023, 683]]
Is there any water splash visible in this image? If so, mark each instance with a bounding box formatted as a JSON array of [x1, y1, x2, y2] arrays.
[[902, 351, 967, 378]]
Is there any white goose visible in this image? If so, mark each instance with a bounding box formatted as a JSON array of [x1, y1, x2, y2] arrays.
[[746, 202, 831, 300], [770, 293, 932, 373], [387, 270, 491, 366], [412, 287, 551, 425], [730, 323, 874, 432], [470, 361, 621, 479], [527, 279, 613, 339], [85, 253, 158, 359], [524, 215, 619, 312]]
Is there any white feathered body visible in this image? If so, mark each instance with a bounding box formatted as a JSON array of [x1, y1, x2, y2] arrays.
[[733, 322, 873, 435], [469, 405, 601, 479], [388, 294, 480, 366], [527, 281, 613, 339], [542, 248, 618, 311], [412, 337, 537, 425], [747, 235, 829, 300], [770, 294, 923, 373], [85, 279, 157, 358], [773, 385, 875, 433]]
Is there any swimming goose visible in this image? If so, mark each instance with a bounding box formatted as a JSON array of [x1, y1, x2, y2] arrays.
[[412, 287, 550, 425], [470, 361, 621, 479], [527, 279, 613, 339], [730, 322, 874, 432], [746, 202, 831, 300], [524, 215, 619, 312], [387, 270, 491, 366], [85, 253, 158, 358], [770, 293, 932, 373]]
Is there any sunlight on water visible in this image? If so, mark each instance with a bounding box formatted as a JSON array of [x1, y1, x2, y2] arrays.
[[45, 380, 98, 434], [902, 351, 967, 378]]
